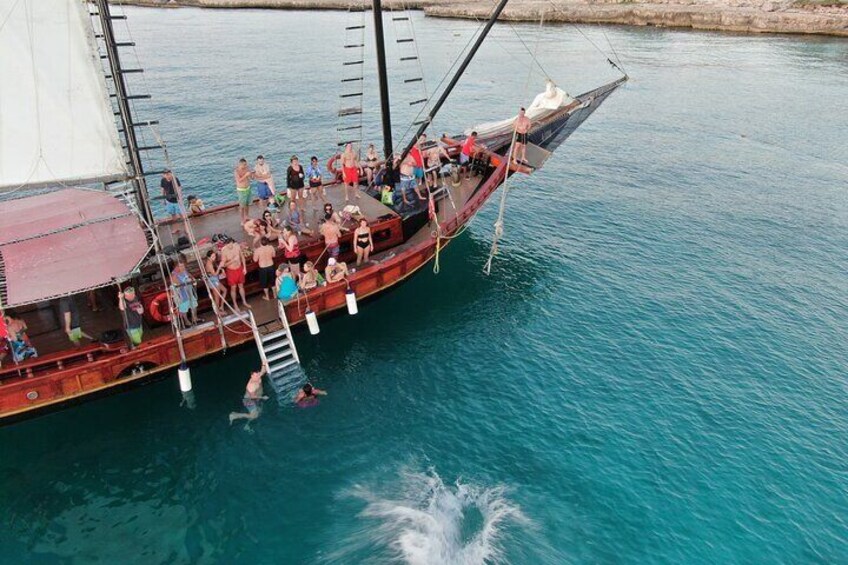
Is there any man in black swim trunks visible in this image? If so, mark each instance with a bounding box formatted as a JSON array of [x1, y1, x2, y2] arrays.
[[513, 107, 532, 167]]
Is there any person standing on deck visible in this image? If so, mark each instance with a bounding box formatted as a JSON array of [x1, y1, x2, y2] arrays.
[[254, 155, 275, 209], [205, 249, 226, 311], [221, 239, 249, 311], [234, 158, 254, 223], [513, 108, 532, 167], [229, 364, 269, 427], [58, 296, 93, 347], [353, 218, 374, 266], [399, 153, 418, 207], [160, 169, 182, 220], [409, 134, 427, 200], [340, 143, 362, 202], [363, 143, 379, 188], [170, 260, 199, 327], [460, 131, 478, 180], [319, 214, 342, 259], [117, 287, 144, 346], [253, 237, 277, 301], [306, 156, 326, 204], [286, 155, 306, 212]]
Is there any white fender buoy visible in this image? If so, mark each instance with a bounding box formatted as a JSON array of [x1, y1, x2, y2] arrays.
[[178, 362, 192, 393], [345, 289, 358, 315], [306, 308, 320, 335]]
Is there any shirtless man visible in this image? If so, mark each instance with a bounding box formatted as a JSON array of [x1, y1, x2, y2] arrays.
[[221, 239, 249, 311], [252, 237, 277, 301], [319, 215, 342, 259], [426, 144, 450, 189], [234, 158, 254, 222], [229, 364, 269, 427], [340, 143, 362, 202], [513, 107, 532, 166], [254, 155, 275, 209]]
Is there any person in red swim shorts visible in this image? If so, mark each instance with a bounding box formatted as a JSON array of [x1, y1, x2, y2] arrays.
[[340, 142, 362, 202]]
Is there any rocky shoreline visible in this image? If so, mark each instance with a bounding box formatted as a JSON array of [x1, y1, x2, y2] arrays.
[[114, 0, 848, 37]]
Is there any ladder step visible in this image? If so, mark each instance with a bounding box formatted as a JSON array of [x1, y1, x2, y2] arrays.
[[343, 60, 364, 66], [337, 125, 363, 131], [412, 120, 428, 126], [404, 78, 423, 83], [338, 108, 362, 117], [346, 25, 365, 30], [266, 348, 293, 365], [263, 339, 290, 354], [397, 38, 414, 44], [393, 16, 410, 21], [341, 77, 364, 83], [261, 329, 289, 342], [337, 139, 359, 147], [121, 68, 144, 74], [131, 120, 159, 127], [136, 145, 160, 151], [344, 44, 364, 48], [110, 14, 127, 20], [115, 42, 135, 47], [400, 56, 418, 61], [269, 358, 299, 375], [126, 94, 152, 100], [409, 98, 428, 106], [340, 92, 363, 98]]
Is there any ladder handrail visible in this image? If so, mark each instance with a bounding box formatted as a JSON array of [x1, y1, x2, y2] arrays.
[[277, 301, 300, 365], [245, 310, 269, 369]]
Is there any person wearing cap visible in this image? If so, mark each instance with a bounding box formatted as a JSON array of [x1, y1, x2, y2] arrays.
[[325, 257, 349, 284], [118, 287, 145, 345], [160, 169, 181, 219]]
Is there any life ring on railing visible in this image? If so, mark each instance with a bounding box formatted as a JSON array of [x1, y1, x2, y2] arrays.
[[327, 153, 343, 182], [148, 292, 171, 324]]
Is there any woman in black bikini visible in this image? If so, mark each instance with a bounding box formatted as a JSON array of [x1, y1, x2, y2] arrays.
[[363, 144, 379, 188], [353, 218, 373, 266]]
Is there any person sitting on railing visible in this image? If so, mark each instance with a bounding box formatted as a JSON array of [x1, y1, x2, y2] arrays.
[[118, 287, 144, 346], [286, 201, 312, 236], [58, 295, 93, 347], [3, 313, 37, 362], [170, 260, 200, 327], [275, 264, 298, 302], [325, 257, 349, 284], [187, 195, 205, 216], [262, 209, 281, 244], [243, 218, 264, 248], [298, 261, 320, 291]]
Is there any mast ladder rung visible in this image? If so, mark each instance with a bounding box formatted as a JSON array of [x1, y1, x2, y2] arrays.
[[344, 43, 365, 48], [341, 77, 363, 82], [404, 78, 423, 84], [126, 94, 152, 100], [412, 120, 428, 126], [121, 68, 144, 74], [337, 139, 359, 146], [396, 38, 414, 44], [393, 16, 410, 21], [345, 25, 365, 30], [339, 92, 363, 98], [400, 56, 418, 61], [338, 108, 363, 117], [409, 98, 428, 106], [337, 125, 363, 131], [136, 145, 161, 152], [132, 120, 159, 127], [110, 14, 127, 20], [343, 60, 364, 66], [115, 42, 135, 47]]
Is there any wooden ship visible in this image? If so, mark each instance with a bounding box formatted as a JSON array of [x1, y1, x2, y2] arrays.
[[0, 0, 626, 423]]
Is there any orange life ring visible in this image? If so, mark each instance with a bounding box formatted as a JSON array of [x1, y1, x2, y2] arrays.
[[326, 154, 343, 182], [148, 291, 171, 324]]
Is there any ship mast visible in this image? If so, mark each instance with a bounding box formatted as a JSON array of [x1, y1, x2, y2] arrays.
[[372, 0, 394, 167], [94, 0, 154, 226]]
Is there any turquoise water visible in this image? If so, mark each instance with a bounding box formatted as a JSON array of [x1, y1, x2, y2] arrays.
[[2, 7, 848, 564]]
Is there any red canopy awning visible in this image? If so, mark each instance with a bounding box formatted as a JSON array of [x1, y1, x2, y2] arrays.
[[0, 188, 150, 307]]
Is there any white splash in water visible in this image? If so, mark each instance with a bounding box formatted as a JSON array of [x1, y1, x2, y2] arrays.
[[353, 470, 527, 565]]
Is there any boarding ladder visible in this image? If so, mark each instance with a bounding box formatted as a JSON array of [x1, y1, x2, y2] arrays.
[[388, 3, 430, 128], [245, 306, 303, 401], [336, 3, 367, 150]]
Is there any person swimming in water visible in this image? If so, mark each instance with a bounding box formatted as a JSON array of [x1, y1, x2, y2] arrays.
[[229, 364, 269, 427], [294, 382, 327, 405]]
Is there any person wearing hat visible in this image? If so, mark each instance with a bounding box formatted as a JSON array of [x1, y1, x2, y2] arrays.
[[325, 257, 349, 284], [118, 287, 145, 345]]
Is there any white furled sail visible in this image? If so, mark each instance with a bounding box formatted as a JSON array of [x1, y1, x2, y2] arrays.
[[0, 0, 129, 191]]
